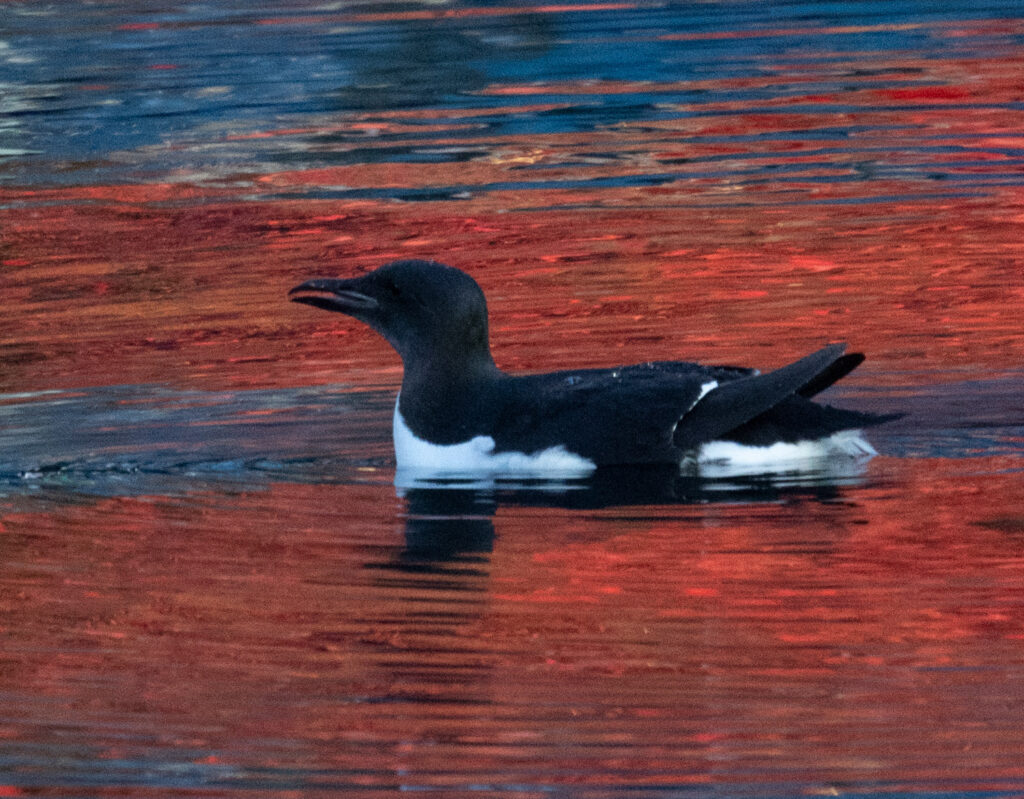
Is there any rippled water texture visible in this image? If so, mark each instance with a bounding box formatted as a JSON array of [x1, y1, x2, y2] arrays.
[[2, 2, 1023, 797]]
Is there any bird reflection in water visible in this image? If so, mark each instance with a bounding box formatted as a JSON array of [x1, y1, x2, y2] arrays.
[[395, 463, 863, 564]]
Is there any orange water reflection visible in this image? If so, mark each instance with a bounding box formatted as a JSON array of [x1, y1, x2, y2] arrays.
[[2, 186, 1021, 394], [2, 4, 1024, 796], [2, 456, 1023, 794], [3, 34, 1024, 391]]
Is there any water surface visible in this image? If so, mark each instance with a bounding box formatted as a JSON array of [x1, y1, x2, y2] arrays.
[[2, 1, 1024, 796]]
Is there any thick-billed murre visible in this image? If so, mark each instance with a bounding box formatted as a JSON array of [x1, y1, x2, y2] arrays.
[[290, 259, 899, 475]]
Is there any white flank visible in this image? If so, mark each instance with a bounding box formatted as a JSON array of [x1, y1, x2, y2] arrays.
[[696, 429, 877, 478], [393, 399, 596, 475]]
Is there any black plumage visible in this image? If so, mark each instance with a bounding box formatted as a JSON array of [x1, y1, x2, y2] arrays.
[[290, 259, 898, 468]]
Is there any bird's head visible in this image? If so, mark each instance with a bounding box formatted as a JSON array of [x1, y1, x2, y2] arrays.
[[289, 259, 494, 370]]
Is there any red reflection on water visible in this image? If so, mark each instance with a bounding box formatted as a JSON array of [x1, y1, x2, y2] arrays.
[[1, 457, 1023, 792], [2, 18, 1024, 793], [1, 40, 1021, 392], [2, 182, 1022, 394]]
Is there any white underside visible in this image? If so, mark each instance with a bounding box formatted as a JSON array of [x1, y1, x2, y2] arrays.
[[393, 398, 876, 482], [694, 429, 876, 478], [393, 400, 597, 477]]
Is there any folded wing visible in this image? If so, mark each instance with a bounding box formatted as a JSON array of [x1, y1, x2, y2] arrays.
[[672, 343, 851, 449]]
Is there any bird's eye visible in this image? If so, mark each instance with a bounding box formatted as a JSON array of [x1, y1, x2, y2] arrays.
[[387, 281, 402, 299]]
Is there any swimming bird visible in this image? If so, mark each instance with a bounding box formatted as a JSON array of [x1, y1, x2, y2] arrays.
[[289, 259, 898, 476]]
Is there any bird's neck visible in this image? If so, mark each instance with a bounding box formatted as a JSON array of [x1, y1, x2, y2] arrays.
[[402, 348, 500, 398], [398, 349, 502, 444]]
